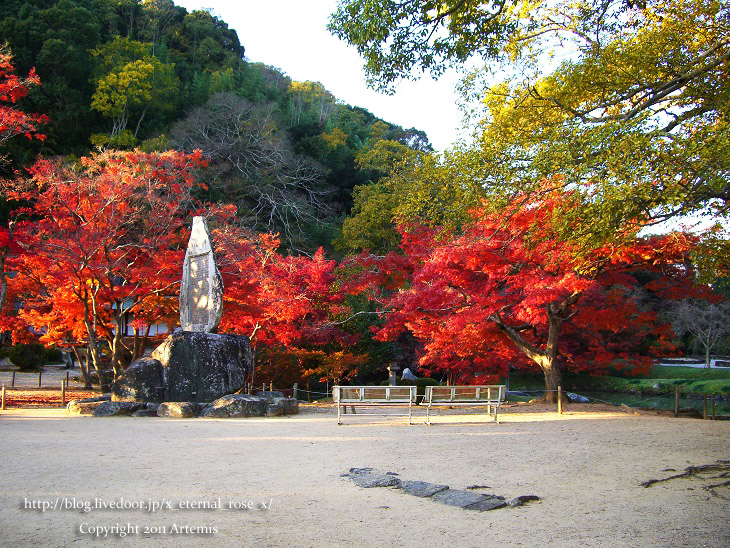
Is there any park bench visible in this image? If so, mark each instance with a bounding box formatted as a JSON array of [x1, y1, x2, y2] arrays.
[[333, 385, 417, 425], [424, 385, 506, 425]]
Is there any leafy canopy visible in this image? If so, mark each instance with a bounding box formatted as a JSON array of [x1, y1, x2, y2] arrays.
[[331, 0, 729, 255], [346, 184, 702, 394], [0, 50, 47, 148]]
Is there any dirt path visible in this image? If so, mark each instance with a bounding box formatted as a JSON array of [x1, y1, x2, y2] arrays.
[[1, 406, 728, 547], [0, 365, 87, 389]]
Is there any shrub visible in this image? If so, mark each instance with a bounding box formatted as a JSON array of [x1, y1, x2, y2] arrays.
[[9, 343, 47, 371], [44, 346, 63, 364]]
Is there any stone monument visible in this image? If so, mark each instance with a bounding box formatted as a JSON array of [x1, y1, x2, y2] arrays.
[[97, 216, 299, 417], [179, 216, 223, 333], [111, 216, 252, 404]]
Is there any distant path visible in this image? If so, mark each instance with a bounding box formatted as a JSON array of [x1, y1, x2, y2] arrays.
[[658, 359, 730, 369], [0, 364, 87, 389]]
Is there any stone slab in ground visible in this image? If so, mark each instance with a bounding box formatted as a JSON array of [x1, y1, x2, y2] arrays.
[[350, 473, 402, 489], [341, 468, 373, 477], [464, 496, 508, 512], [430, 489, 489, 508], [397, 480, 449, 498], [343, 468, 509, 510]]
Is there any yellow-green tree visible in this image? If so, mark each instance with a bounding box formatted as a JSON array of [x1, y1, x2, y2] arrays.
[[288, 81, 336, 126], [339, 141, 483, 253], [90, 37, 178, 146], [331, 0, 729, 254]]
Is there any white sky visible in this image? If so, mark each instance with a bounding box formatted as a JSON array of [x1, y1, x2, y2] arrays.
[[174, 0, 467, 152]]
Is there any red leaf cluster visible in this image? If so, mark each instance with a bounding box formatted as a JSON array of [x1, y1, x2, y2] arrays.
[[346, 187, 702, 386], [0, 52, 48, 145]]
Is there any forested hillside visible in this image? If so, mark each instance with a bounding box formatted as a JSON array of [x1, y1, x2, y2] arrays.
[[0, 0, 430, 251]]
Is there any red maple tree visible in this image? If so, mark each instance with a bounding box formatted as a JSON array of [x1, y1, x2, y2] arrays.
[[348, 185, 700, 400], [0, 50, 48, 148], [2, 149, 222, 381], [0, 51, 48, 315], [2, 150, 361, 388], [214, 226, 360, 386]]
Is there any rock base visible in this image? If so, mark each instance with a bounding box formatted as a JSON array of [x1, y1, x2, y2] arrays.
[[111, 331, 252, 403], [157, 402, 206, 418], [68, 392, 298, 419]]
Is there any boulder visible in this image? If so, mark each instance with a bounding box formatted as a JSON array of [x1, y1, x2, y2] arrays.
[[254, 390, 285, 400], [110, 331, 252, 404], [567, 392, 590, 403], [199, 394, 266, 418], [132, 404, 160, 417], [92, 401, 143, 417], [70, 395, 110, 404], [157, 402, 205, 418], [266, 397, 299, 416], [151, 332, 251, 402], [111, 358, 164, 403], [67, 400, 106, 415], [131, 408, 158, 417]]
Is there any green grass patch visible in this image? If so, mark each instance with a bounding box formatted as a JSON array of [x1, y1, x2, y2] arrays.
[[564, 374, 730, 396], [649, 366, 730, 380], [508, 368, 730, 396]]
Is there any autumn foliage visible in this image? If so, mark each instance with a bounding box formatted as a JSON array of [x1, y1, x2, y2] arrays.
[[0, 142, 705, 395], [0, 51, 48, 147], [345, 186, 700, 398], [1, 148, 362, 388], [214, 228, 363, 385], [2, 149, 220, 379]]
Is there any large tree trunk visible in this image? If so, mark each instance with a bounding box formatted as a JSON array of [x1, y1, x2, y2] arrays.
[[110, 307, 125, 378], [73, 346, 92, 388], [82, 290, 107, 391], [249, 346, 257, 388], [131, 324, 152, 362], [539, 356, 563, 404], [537, 301, 567, 404], [84, 327, 105, 389], [488, 292, 580, 404]]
